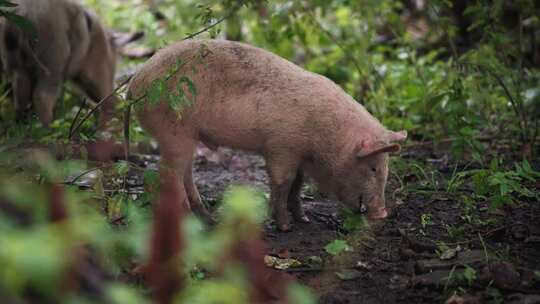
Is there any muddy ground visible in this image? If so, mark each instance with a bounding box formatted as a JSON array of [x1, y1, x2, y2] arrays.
[[2, 139, 539, 303], [181, 146, 540, 304]]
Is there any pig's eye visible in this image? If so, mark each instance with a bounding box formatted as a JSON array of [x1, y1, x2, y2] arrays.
[[371, 168, 377, 172]]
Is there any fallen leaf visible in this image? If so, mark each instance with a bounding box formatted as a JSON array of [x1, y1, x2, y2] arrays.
[[440, 246, 460, 260], [336, 269, 363, 281], [355, 261, 371, 270], [307, 256, 323, 268], [264, 255, 302, 270]]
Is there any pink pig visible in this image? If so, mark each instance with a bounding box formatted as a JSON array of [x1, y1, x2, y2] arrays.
[[127, 39, 407, 231]]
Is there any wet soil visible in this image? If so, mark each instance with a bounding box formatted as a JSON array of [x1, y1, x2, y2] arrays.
[[2, 140, 539, 303], [188, 147, 540, 304]]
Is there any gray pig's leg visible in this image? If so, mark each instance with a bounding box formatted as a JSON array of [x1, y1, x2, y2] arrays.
[[33, 78, 62, 127], [13, 71, 33, 122], [74, 57, 116, 129], [287, 171, 310, 223], [266, 155, 299, 231], [184, 161, 215, 225]]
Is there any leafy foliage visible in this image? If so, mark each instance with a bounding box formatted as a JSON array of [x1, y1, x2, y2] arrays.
[[471, 159, 540, 209], [0, 0, 35, 35]]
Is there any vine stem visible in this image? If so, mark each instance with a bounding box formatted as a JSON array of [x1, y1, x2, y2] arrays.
[[68, 76, 132, 140], [183, 3, 242, 40]]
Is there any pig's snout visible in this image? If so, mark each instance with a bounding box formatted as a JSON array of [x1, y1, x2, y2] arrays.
[[366, 196, 388, 219]]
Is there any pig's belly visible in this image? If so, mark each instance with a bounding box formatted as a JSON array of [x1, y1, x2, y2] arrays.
[[196, 111, 264, 152], [195, 92, 267, 151], [199, 127, 263, 152]]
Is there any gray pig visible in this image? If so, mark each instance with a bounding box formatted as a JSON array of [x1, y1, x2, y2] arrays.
[[0, 0, 133, 127], [127, 39, 407, 231]]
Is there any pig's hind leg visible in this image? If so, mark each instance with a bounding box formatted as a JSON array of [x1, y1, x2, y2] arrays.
[[287, 171, 310, 223], [158, 146, 193, 214], [184, 161, 215, 225], [157, 133, 214, 224], [265, 153, 302, 231]]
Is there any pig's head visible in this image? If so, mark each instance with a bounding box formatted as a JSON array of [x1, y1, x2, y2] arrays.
[[335, 129, 407, 219]]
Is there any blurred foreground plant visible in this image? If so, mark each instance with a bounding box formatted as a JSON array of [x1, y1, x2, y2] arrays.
[[0, 152, 315, 304]]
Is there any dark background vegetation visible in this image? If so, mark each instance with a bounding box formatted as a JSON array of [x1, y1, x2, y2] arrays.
[[0, 1, 539, 303]]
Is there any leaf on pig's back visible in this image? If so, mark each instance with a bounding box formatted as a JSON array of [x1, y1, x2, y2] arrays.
[[147, 79, 167, 105]]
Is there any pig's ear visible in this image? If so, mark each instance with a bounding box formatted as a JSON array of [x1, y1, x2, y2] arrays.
[[388, 130, 407, 142], [357, 142, 401, 159]]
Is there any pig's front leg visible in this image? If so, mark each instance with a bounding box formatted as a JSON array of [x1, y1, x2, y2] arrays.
[[266, 155, 300, 231], [32, 77, 62, 127], [74, 48, 117, 130], [13, 71, 33, 122], [287, 171, 310, 223]]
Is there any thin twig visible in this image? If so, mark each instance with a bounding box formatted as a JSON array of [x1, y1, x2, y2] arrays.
[[68, 97, 87, 138], [183, 3, 241, 40], [123, 105, 131, 162], [478, 232, 489, 264], [307, 11, 385, 99], [460, 61, 527, 143], [68, 76, 132, 140], [64, 165, 112, 185], [429, 3, 458, 60]]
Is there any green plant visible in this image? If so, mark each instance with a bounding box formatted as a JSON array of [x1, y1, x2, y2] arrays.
[[459, 265, 477, 287], [324, 239, 352, 256], [341, 208, 369, 232], [471, 159, 540, 209], [420, 213, 433, 229], [411, 163, 441, 192], [485, 287, 504, 304]]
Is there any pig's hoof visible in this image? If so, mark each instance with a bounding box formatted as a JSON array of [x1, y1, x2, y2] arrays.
[[277, 223, 292, 232], [295, 215, 310, 223], [369, 208, 388, 219]]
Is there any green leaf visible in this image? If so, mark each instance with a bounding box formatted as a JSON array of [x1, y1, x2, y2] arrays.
[[107, 284, 148, 304], [324, 239, 352, 256], [0, 1, 17, 8], [114, 161, 130, 176], [147, 78, 167, 105], [3, 12, 35, 36], [108, 194, 127, 220], [342, 213, 366, 231], [462, 265, 477, 286], [143, 170, 159, 193], [287, 284, 316, 304], [336, 269, 363, 281], [178, 76, 198, 97], [167, 90, 187, 110]]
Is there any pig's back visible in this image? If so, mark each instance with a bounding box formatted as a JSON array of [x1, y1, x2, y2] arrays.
[[134, 39, 315, 95], [131, 39, 357, 152]]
